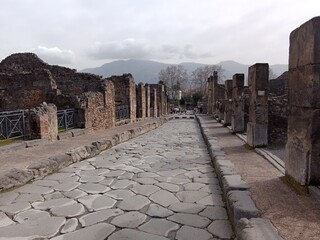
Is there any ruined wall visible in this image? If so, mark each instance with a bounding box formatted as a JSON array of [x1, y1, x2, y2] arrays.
[[145, 84, 151, 117], [149, 84, 166, 117]]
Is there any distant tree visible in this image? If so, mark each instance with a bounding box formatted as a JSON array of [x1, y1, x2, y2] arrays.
[[191, 65, 225, 95], [269, 68, 277, 80], [158, 65, 189, 99], [192, 91, 204, 106]]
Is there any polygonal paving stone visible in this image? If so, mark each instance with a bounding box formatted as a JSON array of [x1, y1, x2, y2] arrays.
[[156, 182, 180, 192], [0, 216, 66, 239], [52, 222, 115, 240], [79, 209, 124, 227], [32, 198, 76, 210], [44, 192, 65, 200], [78, 169, 110, 176], [77, 183, 110, 194], [118, 195, 150, 211], [70, 161, 96, 170], [53, 182, 81, 192], [0, 212, 15, 227], [61, 218, 78, 234], [168, 213, 211, 228], [156, 177, 191, 185], [207, 220, 234, 239], [45, 172, 74, 180], [14, 209, 50, 223], [51, 203, 85, 217], [63, 189, 87, 199], [14, 193, 44, 203], [197, 167, 214, 174], [108, 229, 169, 240], [59, 176, 80, 183], [78, 195, 116, 211], [176, 191, 209, 203], [16, 185, 53, 194], [111, 211, 147, 228], [194, 178, 219, 184], [197, 195, 224, 206], [138, 218, 179, 237], [111, 179, 137, 189], [0, 192, 19, 205], [199, 184, 222, 193], [149, 190, 180, 207], [104, 189, 135, 200], [183, 182, 206, 191], [79, 176, 105, 183], [199, 206, 228, 220], [158, 169, 187, 177], [100, 178, 115, 186], [146, 203, 174, 217], [133, 177, 159, 185], [138, 172, 160, 178], [176, 225, 213, 240], [168, 202, 205, 214], [0, 202, 31, 215], [118, 172, 135, 179], [131, 184, 160, 196], [103, 170, 126, 177], [184, 170, 202, 179], [32, 179, 59, 187]]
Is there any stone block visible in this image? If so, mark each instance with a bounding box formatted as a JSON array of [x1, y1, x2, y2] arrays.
[[25, 139, 49, 148], [237, 218, 283, 240], [285, 107, 320, 185], [247, 122, 268, 147], [289, 16, 320, 69], [288, 65, 320, 108], [222, 175, 250, 193], [227, 191, 260, 223], [0, 142, 26, 153], [0, 169, 34, 191], [57, 131, 73, 140], [71, 129, 87, 137], [66, 146, 90, 162]]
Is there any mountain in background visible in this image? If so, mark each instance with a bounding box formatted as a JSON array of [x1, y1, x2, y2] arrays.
[[82, 59, 288, 84]]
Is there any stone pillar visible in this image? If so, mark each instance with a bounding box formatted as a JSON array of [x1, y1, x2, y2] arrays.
[[223, 80, 233, 126], [145, 84, 150, 117], [207, 76, 213, 114], [150, 88, 157, 117], [285, 17, 320, 185], [212, 71, 218, 115], [136, 83, 146, 119], [231, 74, 245, 132], [247, 63, 269, 147]]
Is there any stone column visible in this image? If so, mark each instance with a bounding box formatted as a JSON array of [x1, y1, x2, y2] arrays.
[[212, 71, 218, 115], [285, 17, 320, 186], [231, 74, 245, 132], [145, 84, 150, 117], [136, 83, 146, 119], [150, 88, 157, 117], [207, 76, 213, 114], [247, 63, 269, 147], [223, 80, 233, 126]]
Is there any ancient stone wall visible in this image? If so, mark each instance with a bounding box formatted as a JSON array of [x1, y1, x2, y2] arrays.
[[145, 84, 151, 117], [136, 83, 146, 119], [231, 74, 245, 132], [223, 80, 233, 126], [285, 17, 320, 185], [150, 88, 157, 117]]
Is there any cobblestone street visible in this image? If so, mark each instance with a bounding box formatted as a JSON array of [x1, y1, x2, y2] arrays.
[[0, 119, 233, 240]]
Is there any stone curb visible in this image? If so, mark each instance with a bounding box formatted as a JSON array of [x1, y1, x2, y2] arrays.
[[0, 117, 168, 192], [195, 114, 283, 240]]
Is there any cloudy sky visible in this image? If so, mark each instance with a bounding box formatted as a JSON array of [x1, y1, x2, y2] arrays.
[[0, 0, 319, 70]]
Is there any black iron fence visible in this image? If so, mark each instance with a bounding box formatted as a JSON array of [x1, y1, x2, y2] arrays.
[[57, 108, 76, 131], [0, 110, 25, 140], [116, 105, 129, 121]]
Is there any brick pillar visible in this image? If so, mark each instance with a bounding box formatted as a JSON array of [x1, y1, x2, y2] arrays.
[[285, 17, 320, 185], [207, 76, 213, 114], [223, 80, 233, 126], [231, 74, 245, 132], [145, 84, 150, 117], [136, 83, 146, 119], [247, 63, 269, 147]]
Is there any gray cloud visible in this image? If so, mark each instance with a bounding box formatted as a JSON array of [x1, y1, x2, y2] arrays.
[[34, 46, 75, 65]]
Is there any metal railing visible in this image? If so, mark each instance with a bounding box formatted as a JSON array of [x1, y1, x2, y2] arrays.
[[116, 105, 129, 121], [57, 108, 76, 131], [0, 110, 25, 140]]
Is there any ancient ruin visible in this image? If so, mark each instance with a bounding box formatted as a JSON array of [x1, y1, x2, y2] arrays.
[[231, 74, 245, 132]]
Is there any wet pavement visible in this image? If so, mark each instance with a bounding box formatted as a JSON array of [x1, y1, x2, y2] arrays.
[[0, 119, 234, 240]]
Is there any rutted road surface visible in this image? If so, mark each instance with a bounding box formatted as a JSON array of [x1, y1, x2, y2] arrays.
[[0, 119, 234, 240]]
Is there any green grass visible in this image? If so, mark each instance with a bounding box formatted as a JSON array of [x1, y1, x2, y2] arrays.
[[0, 137, 24, 147]]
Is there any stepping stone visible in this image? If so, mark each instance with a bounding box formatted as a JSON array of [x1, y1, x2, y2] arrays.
[[108, 229, 169, 240], [111, 211, 147, 228], [176, 225, 213, 240], [52, 223, 115, 240], [131, 184, 160, 196], [169, 202, 205, 214], [207, 220, 233, 239], [146, 203, 174, 217], [149, 190, 179, 207], [176, 191, 209, 203], [156, 182, 180, 192], [51, 203, 85, 217], [61, 218, 78, 234], [32, 198, 75, 210], [138, 219, 179, 237], [78, 195, 116, 211], [168, 213, 211, 228], [183, 182, 206, 191], [14, 209, 50, 223], [118, 195, 150, 211], [79, 209, 123, 227], [0, 202, 31, 215], [16, 185, 53, 194], [0, 212, 15, 227], [78, 183, 110, 194], [199, 206, 228, 220], [0, 216, 66, 239], [53, 182, 81, 192], [105, 189, 135, 200]]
